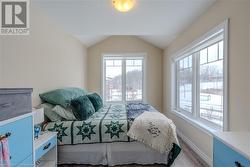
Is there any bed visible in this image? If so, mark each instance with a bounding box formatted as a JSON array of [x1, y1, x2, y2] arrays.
[[43, 103, 181, 166]]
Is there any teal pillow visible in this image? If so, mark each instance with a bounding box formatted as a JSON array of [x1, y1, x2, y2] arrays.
[[87, 93, 103, 112], [71, 95, 95, 120], [39, 87, 87, 108]]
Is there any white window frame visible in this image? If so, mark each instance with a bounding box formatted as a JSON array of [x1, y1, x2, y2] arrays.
[[171, 20, 229, 132], [102, 53, 147, 103]]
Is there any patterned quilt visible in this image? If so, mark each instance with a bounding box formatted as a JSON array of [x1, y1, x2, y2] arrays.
[[43, 104, 133, 145], [43, 103, 181, 166]]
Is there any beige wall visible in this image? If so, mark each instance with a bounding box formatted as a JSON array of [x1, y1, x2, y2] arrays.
[[163, 0, 250, 164], [87, 36, 163, 112], [0, 6, 88, 106]]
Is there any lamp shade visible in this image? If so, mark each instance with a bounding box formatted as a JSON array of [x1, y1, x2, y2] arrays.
[[33, 108, 44, 125]]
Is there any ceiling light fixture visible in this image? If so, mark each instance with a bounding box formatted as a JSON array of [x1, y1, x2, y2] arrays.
[[112, 0, 135, 12]]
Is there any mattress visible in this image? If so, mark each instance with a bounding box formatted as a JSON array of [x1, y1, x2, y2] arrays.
[[58, 142, 169, 166]]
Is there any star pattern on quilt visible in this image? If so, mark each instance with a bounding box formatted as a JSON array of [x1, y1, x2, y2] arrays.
[[110, 113, 123, 119], [48, 122, 68, 142], [111, 106, 123, 112], [76, 122, 96, 140], [105, 121, 124, 138]]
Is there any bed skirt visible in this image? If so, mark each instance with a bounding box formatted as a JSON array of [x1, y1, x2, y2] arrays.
[[58, 142, 170, 166]]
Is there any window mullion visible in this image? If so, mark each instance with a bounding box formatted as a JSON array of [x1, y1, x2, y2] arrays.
[[174, 62, 178, 110], [197, 52, 201, 119], [191, 52, 200, 118], [142, 59, 145, 102], [175, 61, 180, 110], [122, 59, 126, 103], [196, 52, 201, 119], [103, 59, 106, 102], [192, 53, 197, 117]]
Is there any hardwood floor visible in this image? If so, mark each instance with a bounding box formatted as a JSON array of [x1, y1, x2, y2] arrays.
[[59, 138, 209, 167], [171, 138, 209, 167]]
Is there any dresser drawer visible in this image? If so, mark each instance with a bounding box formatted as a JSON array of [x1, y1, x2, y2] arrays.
[[0, 116, 33, 166], [0, 88, 32, 121], [35, 135, 57, 161], [213, 138, 250, 167]]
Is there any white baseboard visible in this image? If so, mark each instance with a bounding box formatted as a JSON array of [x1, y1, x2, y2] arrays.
[[177, 129, 212, 166]]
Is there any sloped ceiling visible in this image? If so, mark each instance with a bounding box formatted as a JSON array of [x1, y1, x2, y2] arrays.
[[34, 0, 216, 49]]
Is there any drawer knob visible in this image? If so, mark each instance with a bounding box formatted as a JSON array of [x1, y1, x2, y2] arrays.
[[0, 132, 11, 140], [235, 161, 244, 167], [43, 143, 51, 150]]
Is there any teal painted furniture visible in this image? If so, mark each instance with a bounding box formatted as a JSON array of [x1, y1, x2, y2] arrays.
[[0, 88, 34, 167], [213, 132, 250, 167], [0, 114, 34, 166], [34, 132, 57, 167]]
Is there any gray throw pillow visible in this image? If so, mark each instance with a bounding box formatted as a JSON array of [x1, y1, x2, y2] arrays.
[[52, 105, 76, 120], [38, 103, 62, 121]]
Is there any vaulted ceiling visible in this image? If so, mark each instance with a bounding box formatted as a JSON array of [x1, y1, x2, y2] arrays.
[[34, 0, 216, 49]]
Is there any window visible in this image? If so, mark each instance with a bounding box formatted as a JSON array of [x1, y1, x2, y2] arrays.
[[199, 41, 224, 126], [176, 55, 193, 113], [172, 21, 228, 131], [103, 54, 145, 102]]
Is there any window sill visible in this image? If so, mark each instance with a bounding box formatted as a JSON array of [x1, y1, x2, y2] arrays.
[[170, 110, 222, 135]]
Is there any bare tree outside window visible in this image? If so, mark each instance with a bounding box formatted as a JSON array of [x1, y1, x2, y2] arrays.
[[199, 41, 224, 126], [104, 56, 144, 102], [177, 55, 192, 112], [105, 60, 122, 101]]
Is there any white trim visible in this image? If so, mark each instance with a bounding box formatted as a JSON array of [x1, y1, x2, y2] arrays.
[[122, 58, 126, 102], [102, 52, 147, 57], [222, 19, 229, 131], [102, 53, 146, 103], [171, 19, 229, 131], [171, 110, 219, 135], [34, 132, 57, 150], [142, 54, 147, 103], [101, 55, 104, 100], [177, 129, 212, 166], [171, 20, 228, 60], [194, 52, 199, 118], [213, 132, 250, 160]]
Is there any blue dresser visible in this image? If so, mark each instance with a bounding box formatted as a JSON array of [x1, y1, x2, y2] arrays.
[[213, 132, 250, 167], [0, 88, 34, 167]]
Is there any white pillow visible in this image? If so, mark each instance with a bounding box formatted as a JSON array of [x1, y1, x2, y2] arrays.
[[38, 103, 62, 122], [52, 105, 76, 120]]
